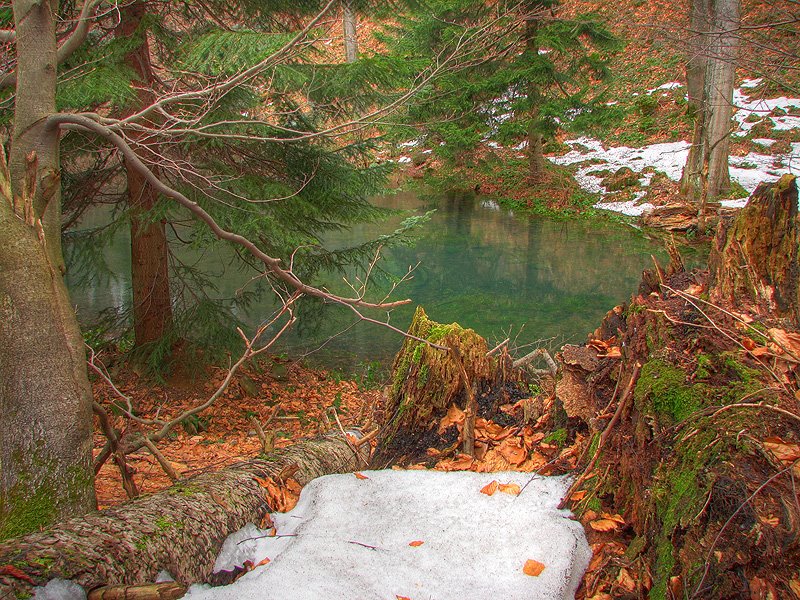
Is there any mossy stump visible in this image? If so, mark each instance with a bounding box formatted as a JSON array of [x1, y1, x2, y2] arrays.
[[373, 307, 509, 465], [709, 174, 800, 325]]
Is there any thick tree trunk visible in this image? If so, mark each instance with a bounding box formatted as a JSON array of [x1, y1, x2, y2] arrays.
[[9, 0, 64, 270], [0, 0, 95, 539], [0, 437, 367, 597], [709, 175, 800, 325], [117, 1, 174, 348], [680, 0, 740, 208]]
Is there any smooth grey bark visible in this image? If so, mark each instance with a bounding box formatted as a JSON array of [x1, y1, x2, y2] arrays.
[[0, 437, 367, 598], [680, 0, 740, 207], [342, 0, 358, 63], [0, 0, 96, 539]]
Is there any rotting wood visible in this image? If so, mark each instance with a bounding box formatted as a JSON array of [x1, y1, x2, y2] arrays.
[[709, 174, 800, 326], [0, 436, 368, 598], [559, 362, 641, 509]]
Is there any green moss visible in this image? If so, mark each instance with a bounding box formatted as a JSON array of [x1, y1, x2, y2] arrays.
[[543, 428, 568, 447], [0, 487, 55, 541], [635, 359, 703, 424]]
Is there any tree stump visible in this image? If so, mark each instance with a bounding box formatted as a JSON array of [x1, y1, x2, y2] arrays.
[[372, 307, 516, 466], [709, 175, 799, 325]]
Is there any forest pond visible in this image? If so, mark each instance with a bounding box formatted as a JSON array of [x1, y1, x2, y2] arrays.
[[66, 191, 688, 372]]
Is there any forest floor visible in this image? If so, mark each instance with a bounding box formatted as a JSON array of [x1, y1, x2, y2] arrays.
[[92, 361, 383, 508]]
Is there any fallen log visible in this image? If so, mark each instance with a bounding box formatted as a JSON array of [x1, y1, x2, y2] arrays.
[[0, 436, 367, 598]]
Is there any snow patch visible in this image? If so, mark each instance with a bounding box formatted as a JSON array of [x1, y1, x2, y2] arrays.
[[185, 471, 590, 600], [397, 156, 412, 164], [33, 579, 86, 600], [647, 82, 682, 95]]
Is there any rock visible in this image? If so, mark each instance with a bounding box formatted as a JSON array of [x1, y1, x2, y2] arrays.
[[602, 167, 640, 191]]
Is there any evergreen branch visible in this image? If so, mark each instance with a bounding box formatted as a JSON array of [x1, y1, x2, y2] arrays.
[[46, 112, 412, 313]]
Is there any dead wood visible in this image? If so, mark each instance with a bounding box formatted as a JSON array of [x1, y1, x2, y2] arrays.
[[709, 174, 800, 325], [0, 436, 367, 598]]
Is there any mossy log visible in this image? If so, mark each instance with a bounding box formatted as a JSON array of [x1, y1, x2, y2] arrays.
[[709, 174, 800, 324], [373, 307, 516, 465], [0, 436, 367, 598]]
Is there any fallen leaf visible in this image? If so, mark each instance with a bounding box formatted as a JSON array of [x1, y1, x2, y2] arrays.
[[256, 557, 271, 567], [685, 283, 704, 295], [523, 559, 546, 577], [438, 404, 465, 434], [760, 515, 779, 527], [769, 328, 800, 356], [590, 518, 623, 532], [408, 540, 424, 547], [354, 472, 370, 480], [480, 480, 499, 496], [498, 482, 521, 496], [616, 567, 636, 593], [788, 579, 800, 599], [396, 596, 411, 600], [435, 454, 474, 471], [497, 437, 528, 466], [764, 438, 800, 463], [600, 346, 622, 359]]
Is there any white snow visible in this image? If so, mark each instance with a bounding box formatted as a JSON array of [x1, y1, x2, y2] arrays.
[[752, 138, 776, 147], [33, 579, 86, 599], [397, 156, 412, 164], [732, 88, 800, 136], [546, 83, 800, 217], [647, 82, 682, 95], [185, 470, 589, 600]]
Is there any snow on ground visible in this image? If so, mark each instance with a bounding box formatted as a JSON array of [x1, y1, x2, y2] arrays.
[[548, 83, 800, 216], [184, 471, 589, 600]]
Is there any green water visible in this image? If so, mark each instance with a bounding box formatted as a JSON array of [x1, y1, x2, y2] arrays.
[[66, 191, 678, 372]]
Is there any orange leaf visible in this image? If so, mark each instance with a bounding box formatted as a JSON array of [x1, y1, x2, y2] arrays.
[[354, 472, 370, 480], [600, 346, 621, 359], [497, 437, 528, 466], [435, 453, 474, 471], [256, 556, 271, 567], [571, 490, 587, 501], [523, 559, 546, 577], [438, 404, 465, 434], [498, 482, 521, 496], [408, 540, 424, 547], [480, 480, 499, 496], [764, 438, 800, 463], [590, 518, 622, 532], [396, 596, 412, 600], [788, 579, 800, 599]]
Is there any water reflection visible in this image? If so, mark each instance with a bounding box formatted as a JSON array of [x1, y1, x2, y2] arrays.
[[66, 191, 674, 371]]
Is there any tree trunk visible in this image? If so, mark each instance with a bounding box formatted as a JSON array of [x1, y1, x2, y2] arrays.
[[0, 437, 367, 597], [117, 1, 174, 349], [9, 0, 64, 271], [525, 13, 546, 184], [680, 0, 740, 207], [0, 0, 95, 539], [342, 0, 358, 63], [709, 175, 800, 325]]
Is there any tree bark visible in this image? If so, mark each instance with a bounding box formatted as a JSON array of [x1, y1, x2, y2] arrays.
[[0, 437, 367, 598], [525, 12, 546, 184], [116, 1, 174, 349], [342, 0, 358, 63], [0, 0, 95, 539], [680, 0, 740, 206], [709, 174, 800, 325], [9, 0, 64, 270]]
